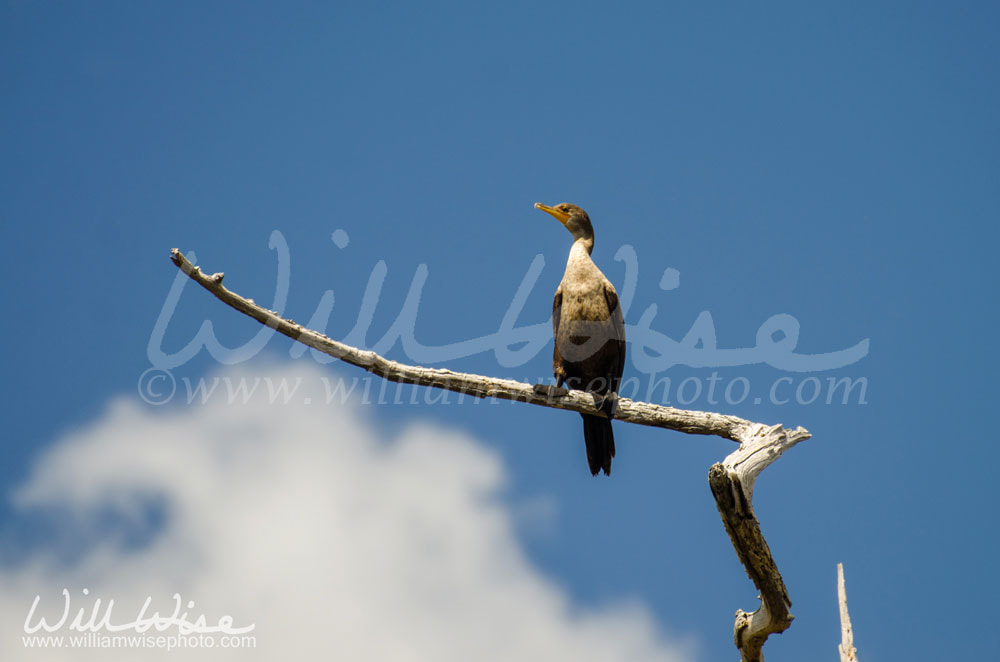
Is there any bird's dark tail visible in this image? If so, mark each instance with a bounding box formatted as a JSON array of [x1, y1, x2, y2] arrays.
[[581, 414, 615, 476]]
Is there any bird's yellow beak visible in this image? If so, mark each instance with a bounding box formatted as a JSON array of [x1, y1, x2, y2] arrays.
[[534, 202, 570, 225]]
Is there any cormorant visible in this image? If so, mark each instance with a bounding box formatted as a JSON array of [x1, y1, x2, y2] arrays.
[[534, 202, 626, 476]]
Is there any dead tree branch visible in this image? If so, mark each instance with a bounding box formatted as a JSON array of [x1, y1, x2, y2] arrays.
[[709, 423, 810, 661], [837, 563, 859, 662], [169, 247, 812, 660]]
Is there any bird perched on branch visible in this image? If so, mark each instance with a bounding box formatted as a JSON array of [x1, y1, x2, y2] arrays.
[[533, 202, 626, 476]]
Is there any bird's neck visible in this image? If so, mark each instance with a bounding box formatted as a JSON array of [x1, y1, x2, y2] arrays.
[[571, 237, 594, 257], [564, 239, 596, 279]]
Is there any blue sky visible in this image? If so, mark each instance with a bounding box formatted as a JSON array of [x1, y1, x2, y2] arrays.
[[2, 2, 998, 660]]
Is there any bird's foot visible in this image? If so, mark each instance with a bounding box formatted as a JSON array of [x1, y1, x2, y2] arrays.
[[594, 392, 619, 418], [533, 383, 569, 400]]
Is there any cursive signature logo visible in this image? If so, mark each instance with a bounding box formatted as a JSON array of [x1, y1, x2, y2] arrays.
[[24, 589, 254, 635]]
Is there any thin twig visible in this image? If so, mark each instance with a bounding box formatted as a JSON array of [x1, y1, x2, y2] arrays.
[[838, 563, 859, 662]]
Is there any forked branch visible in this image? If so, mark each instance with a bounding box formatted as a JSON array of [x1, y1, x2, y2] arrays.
[[709, 423, 811, 661], [169, 248, 812, 661]]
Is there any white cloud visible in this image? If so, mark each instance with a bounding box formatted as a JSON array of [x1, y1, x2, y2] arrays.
[[0, 364, 694, 661]]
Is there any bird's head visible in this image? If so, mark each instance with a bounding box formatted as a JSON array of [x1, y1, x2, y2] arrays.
[[534, 202, 594, 245]]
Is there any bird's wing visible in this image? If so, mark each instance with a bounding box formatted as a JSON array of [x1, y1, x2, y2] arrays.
[[551, 286, 565, 381], [603, 284, 627, 390], [552, 285, 563, 337]]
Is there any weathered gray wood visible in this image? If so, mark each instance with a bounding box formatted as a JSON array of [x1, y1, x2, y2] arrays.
[[169, 247, 813, 661], [837, 563, 859, 662], [170, 249, 755, 440], [709, 423, 810, 662]]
